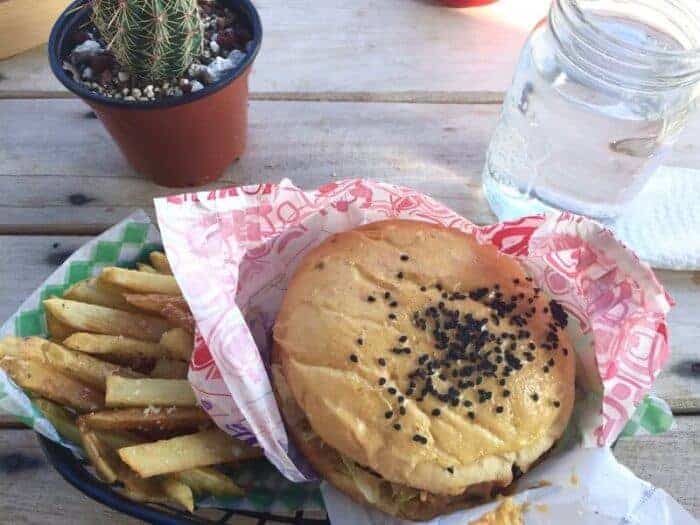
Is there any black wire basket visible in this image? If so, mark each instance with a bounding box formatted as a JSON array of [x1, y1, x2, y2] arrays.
[[38, 434, 330, 525]]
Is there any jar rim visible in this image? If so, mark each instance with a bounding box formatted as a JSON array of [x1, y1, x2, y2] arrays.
[[559, 0, 700, 58], [552, 0, 700, 88]]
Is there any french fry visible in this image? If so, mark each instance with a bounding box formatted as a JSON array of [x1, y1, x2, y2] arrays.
[[0, 336, 141, 386], [159, 328, 193, 362], [100, 267, 181, 296], [175, 467, 245, 498], [78, 419, 121, 483], [123, 293, 188, 316], [149, 251, 173, 275], [136, 263, 157, 273], [63, 332, 167, 362], [0, 357, 103, 412], [81, 407, 210, 433], [45, 311, 75, 342], [161, 477, 195, 512], [161, 303, 195, 333], [117, 462, 170, 504], [64, 277, 136, 312], [150, 358, 189, 379], [105, 377, 197, 407], [1, 336, 142, 389], [43, 299, 171, 342], [118, 429, 262, 478], [123, 294, 194, 333], [33, 398, 82, 444]]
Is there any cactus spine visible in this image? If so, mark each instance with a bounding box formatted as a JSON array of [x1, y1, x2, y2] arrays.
[[92, 0, 203, 82]]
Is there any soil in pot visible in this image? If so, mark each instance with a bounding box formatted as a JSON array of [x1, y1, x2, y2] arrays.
[[62, 0, 254, 102]]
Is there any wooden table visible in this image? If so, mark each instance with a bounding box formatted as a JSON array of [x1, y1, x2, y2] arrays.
[[0, 1, 698, 522]]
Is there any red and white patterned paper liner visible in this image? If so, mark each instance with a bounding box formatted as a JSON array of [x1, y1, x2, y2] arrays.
[[154, 179, 673, 482]]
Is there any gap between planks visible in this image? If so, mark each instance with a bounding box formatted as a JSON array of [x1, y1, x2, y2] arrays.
[[0, 90, 505, 104]]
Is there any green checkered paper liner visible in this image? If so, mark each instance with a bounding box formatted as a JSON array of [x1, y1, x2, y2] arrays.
[[0, 211, 324, 514]]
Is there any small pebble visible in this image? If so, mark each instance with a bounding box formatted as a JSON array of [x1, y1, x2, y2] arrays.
[[118, 71, 130, 82]]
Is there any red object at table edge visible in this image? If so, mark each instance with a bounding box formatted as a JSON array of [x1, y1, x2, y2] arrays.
[[437, 0, 498, 6]]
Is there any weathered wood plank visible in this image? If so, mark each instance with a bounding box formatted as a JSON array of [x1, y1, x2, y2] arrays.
[[0, 0, 549, 96], [0, 418, 696, 523], [0, 429, 143, 524], [2, 98, 700, 234], [0, 235, 697, 412], [614, 415, 699, 517]]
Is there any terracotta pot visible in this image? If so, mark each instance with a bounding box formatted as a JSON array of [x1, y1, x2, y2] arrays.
[[48, 0, 262, 187]]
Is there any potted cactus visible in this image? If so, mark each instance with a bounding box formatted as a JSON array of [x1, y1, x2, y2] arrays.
[[48, 0, 262, 187]]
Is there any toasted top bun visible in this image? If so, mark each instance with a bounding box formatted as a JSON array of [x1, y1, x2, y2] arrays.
[[273, 220, 575, 497]]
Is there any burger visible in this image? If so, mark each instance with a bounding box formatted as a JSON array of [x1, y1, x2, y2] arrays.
[[272, 220, 575, 520]]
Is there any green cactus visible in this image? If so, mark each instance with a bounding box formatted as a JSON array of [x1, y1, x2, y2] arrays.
[[92, 0, 203, 82]]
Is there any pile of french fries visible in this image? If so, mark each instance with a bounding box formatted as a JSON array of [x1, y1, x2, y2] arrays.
[[0, 252, 262, 512]]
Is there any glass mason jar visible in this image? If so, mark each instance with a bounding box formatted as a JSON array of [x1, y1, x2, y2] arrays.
[[482, 0, 700, 220]]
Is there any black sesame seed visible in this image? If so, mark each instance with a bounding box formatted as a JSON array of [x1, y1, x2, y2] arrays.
[[379, 377, 386, 385], [394, 423, 402, 430], [447, 466, 454, 474], [513, 278, 520, 285], [385, 410, 393, 419], [436, 283, 443, 291], [548, 358, 555, 366], [398, 396, 405, 403], [502, 389, 510, 397], [397, 272, 404, 279], [399, 335, 408, 343], [350, 354, 358, 363], [463, 399, 473, 407], [388, 387, 397, 395], [543, 366, 549, 373], [413, 434, 428, 444], [562, 348, 569, 356], [553, 400, 561, 408], [478, 390, 492, 403], [432, 408, 441, 416], [367, 295, 376, 302], [384, 291, 391, 299], [388, 313, 397, 320], [389, 301, 398, 308], [400, 254, 409, 261], [420, 286, 427, 292], [498, 379, 506, 386], [399, 406, 406, 415], [468, 411, 475, 419], [475, 376, 483, 385], [406, 388, 414, 396], [531, 393, 539, 402], [496, 406, 504, 413], [378, 358, 386, 366], [357, 338, 363, 345], [439, 373, 447, 381]]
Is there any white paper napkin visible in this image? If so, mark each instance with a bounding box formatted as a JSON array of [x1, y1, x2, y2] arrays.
[[610, 166, 700, 270]]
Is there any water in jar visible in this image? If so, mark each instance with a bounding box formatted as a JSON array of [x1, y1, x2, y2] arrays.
[[483, 7, 698, 220]]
